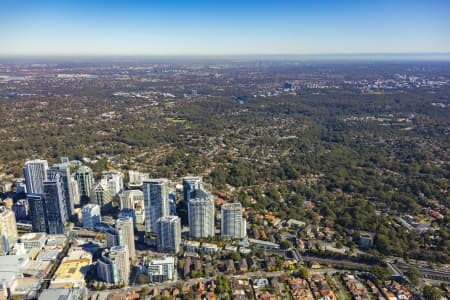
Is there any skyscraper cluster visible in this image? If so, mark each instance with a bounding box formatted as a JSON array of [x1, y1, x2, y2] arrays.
[[25, 158, 80, 234], [22, 159, 246, 286], [141, 176, 246, 257]]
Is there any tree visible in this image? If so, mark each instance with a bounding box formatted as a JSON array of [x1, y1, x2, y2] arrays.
[[423, 286, 443, 300], [137, 273, 149, 285], [140, 286, 150, 300], [280, 240, 292, 250], [230, 252, 241, 261], [370, 266, 392, 281], [406, 267, 422, 285], [298, 267, 309, 279]]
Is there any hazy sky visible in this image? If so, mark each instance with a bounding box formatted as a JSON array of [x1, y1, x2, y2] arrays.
[[1, 0, 449, 56]]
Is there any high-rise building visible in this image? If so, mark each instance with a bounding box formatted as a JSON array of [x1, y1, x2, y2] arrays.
[[116, 216, 135, 260], [27, 194, 47, 232], [69, 175, 80, 206], [156, 216, 181, 253], [75, 166, 94, 202], [48, 163, 74, 218], [93, 179, 112, 207], [106, 229, 123, 249], [97, 255, 115, 284], [0, 207, 18, 254], [147, 256, 175, 283], [118, 209, 137, 228], [82, 204, 101, 229], [23, 159, 48, 194], [44, 174, 68, 234], [221, 202, 246, 239], [109, 245, 130, 286], [119, 190, 144, 210], [127, 170, 148, 188], [169, 193, 177, 216], [143, 179, 169, 233], [183, 176, 203, 202], [102, 170, 124, 197], [12, 199, 29, 219], [188, 187, 215, 238]]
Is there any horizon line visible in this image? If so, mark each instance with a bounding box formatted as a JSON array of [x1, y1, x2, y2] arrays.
[[1, 52, 450, 62]]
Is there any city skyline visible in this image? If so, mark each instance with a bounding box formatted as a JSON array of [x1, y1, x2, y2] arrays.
[[1, 0, 449, 56]]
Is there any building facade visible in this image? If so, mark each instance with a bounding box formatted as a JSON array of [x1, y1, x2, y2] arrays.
[[48, 163, 74, 218], [23, 159, 48, 194], [93, 179, 112, 207], [102, 170, 124, 197], [27, 194, 47, 232], [221, 202, 246, 239], [109, 245, 130, 286], [0, 207, 18, 254], [188, 187, 215, 238], [182, 176, 202, 202], [147, 256, 175, 283], [81, 204, 101, 229], [97, 255, 115, 284], [106, 229, 123, 249], [143, 179, 169, 233], [156, 216, 181, 253], [119, 189, 144, 210], [69, 175, 80, 206], [74, 166, 94, 202], [44, 174, 68, 234], [116, 216, 135, 260], [12, 199, 29, 219]]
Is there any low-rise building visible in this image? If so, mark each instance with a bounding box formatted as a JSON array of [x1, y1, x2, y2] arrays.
[[223, 245, 238, 252], [19, 232, 47, 249], [0, 255, 48, 299], [248, 238, 280, 250], [359, 232, 375, 249], [184, 240, 200, 252], [50, 257, 91, 288], [148, 256, 176, 283], [201, 243, 218, 254], [38, 288, 87, 300]]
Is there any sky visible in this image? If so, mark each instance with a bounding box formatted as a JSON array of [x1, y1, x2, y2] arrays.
[[0, 0, 449, 56]]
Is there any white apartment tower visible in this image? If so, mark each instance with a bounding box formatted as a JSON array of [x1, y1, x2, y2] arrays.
[[24, 159, 48, 194], [221, 202, 246, 239], [188, 187, 215, 238], [156, 216, 181, 253], [109, 245, 130, 286], [116, 216, 135, 260]]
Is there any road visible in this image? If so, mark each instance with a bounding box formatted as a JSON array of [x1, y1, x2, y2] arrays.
[[88, 270, 287, 297], [330, 275, 350, 300]]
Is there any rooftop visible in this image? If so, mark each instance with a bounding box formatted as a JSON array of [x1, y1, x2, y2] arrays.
[[50, 258, 90, 289], [20, 232, 47, 242]]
